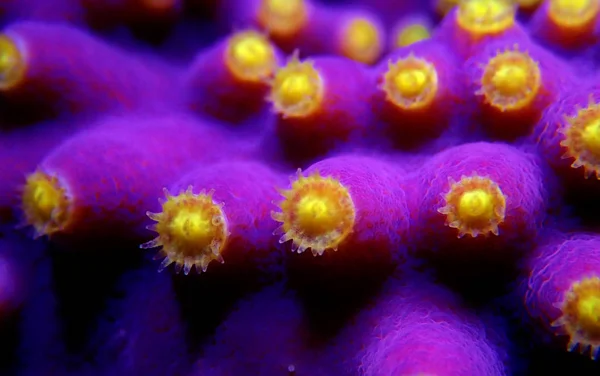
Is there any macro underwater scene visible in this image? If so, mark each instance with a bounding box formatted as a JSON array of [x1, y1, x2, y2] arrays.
[[5, 0, 600, 375]]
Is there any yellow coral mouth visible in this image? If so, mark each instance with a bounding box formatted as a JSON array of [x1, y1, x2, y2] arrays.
[[268, 54, 323, 118], [456, 0, 516, 35], [548, 0, 600, 29], [381, 54, 438, 111], [552, 276, 600, 360], [225, 30, 277, 82], [560, 100, 600, 179], [257, 0, 308, 37], [21, 170, 71, 237], [438, 174, 506, 238], [477, 47, 541, 112], [339, 17, 382, 64], [142, 187, 229, 275], [0, 34, 26, 90], [272, 169, 355, 256], [395, 23, 431, 48]]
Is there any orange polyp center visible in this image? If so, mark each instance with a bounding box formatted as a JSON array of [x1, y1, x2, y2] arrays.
[[548, 0, 600, 29], [225, 30, 277, 82], [21, 170, 71, 237], [141, 187, 229, 275], [438, 174, 506, 238], [382, 55, 438, 110], [272, 170, 356, 256], [257, 0, 308, 37], [395, 24, 431, 48], [552, 276, 600, 359], [560, 101, 600, 179], [339, 17, 383, 64], [479, 49, 541, 111], [268, 55, 323, 118], [0, 34, 25, 90], [457, 0, 516, 34]]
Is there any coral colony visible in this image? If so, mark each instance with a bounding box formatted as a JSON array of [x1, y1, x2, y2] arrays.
[[3, 0, 600, 375]]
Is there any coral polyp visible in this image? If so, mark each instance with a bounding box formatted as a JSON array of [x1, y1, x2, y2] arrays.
[[339, 17, 382, 64], [21, 170, 70, 237], [456, 0, 516, 34], [438, 174, 506, 238], [552, 276, 600, 359], [224, 30, 277, 82], [257, 0, 308, 37], [0, 34, 25, 90], [272, 170, 355, 256], [560, 100, 600, 179], [142, 187, 229, 275], [548, 0, 600, 29], [478, 47, 541, 111], [381, 54, 438, 110], [268, 55, 323, 117]]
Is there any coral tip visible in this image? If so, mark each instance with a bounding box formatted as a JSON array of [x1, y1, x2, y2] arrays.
[[0, 34, 25, 90], [272, 170, 355, 256], [457, 0, 516, 34], [339, 18, 382, 64], [268, 55, 323, 117], [478, 48, 541, 111], [438, 174, 506, 238], [142, 187, 229, 275], [382, 55, 438, 110], [225, 30, 277, 82], [257, 0, 308, 37], [560, 100, 600, 178], [548, 0, 600, 28], [21, 171, 70, 237], [552, 276, 600, 359]]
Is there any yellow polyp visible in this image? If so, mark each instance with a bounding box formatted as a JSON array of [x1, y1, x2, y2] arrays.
[[170, 211, 214, 244], [225, 30, 277, 82], [257, 0, 308, 37], [478, 48, 541, 111], [457, 189, 495, 220], [141, 187, 229, 275], [437, 174, 506, 238], [271, 169, 356, 256], [0, 34, 26, 90], [560, 100, 600, 179], [21, 170, 71, 237], [268, 55, 323, 117], [552, 276, 600, 360], [582, 120, 600, 153], [381, 55, 438, 110], [395, 69, 427, 97], [457, 0, 516, 35], [339, 18, 383, 64], [548, 0, 600, 29], [395, 24, 431, 48], [295, 196, 339, 236]]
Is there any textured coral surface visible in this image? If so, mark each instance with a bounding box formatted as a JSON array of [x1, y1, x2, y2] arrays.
[[3, 0, 600, 375]]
